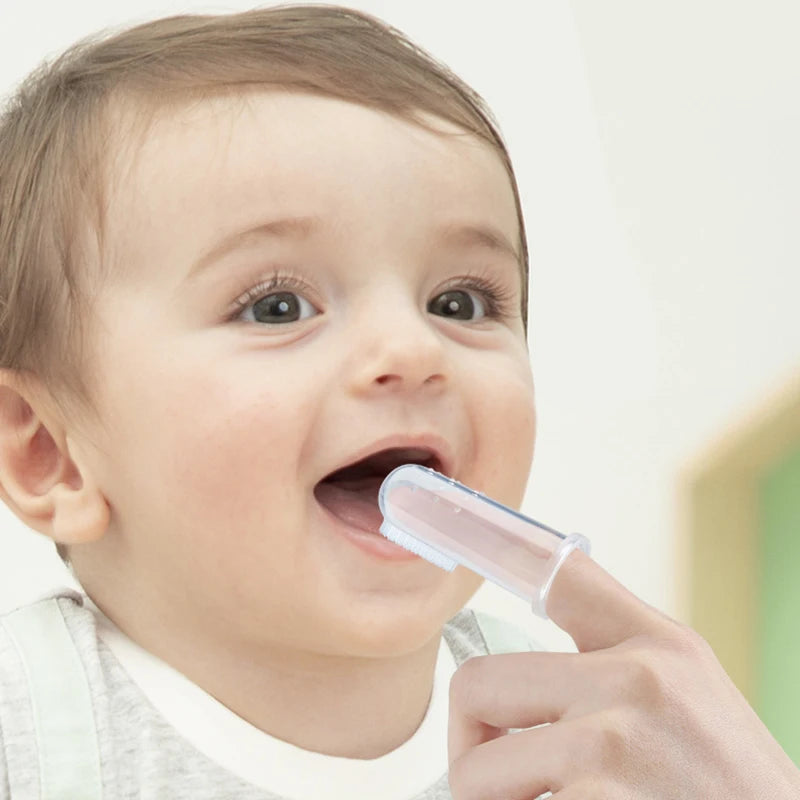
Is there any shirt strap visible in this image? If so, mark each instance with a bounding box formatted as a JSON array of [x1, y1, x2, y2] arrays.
[[473, 609, 537, 654], [1, 598, 103, 800]]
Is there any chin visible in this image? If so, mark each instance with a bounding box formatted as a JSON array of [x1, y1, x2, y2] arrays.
[[323, 574, 482, 658]]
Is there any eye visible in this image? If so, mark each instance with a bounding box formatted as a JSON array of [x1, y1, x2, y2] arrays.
[[428, 276, 516, 322], [244, 291, 316, 325], [428, 288, 487, 321], [229, 273, 318, 325]]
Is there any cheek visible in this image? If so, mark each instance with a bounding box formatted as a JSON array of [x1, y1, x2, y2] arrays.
[[114, 350, 320, 565], [477, 360, 536, 505], [162, 383, 305, 525]]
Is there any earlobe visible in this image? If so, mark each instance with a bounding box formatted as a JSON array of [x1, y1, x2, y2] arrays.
[[0, 374, 109, 544], [49, 468, 110, 544]]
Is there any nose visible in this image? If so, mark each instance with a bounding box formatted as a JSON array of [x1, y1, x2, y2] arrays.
[[346, 292, 449, 395]]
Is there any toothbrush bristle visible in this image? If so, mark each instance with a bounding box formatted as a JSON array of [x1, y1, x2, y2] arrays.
[[379, 523, 457, 571]]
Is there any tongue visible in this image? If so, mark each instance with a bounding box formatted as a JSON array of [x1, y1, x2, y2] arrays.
[[314, 476, 385, 534]]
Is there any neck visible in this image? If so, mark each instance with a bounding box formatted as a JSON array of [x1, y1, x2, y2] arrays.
[[80, 577, 443, 759]]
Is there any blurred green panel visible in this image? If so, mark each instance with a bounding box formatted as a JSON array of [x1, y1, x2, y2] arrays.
[[757, 445, 800, 765]]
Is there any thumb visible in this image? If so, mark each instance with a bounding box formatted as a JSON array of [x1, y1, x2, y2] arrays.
[[547, 549, 677, 652]]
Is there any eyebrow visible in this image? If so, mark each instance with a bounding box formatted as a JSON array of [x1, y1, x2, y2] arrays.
[[437, 222, 522, 269], [185, 214, 522, 282], [186, 216, 320, 281]]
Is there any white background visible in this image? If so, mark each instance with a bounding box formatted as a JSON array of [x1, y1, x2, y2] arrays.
[[0, 0, 798, 657]]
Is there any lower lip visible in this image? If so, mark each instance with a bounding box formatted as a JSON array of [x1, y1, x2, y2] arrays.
[[313, 498, 422, 562]]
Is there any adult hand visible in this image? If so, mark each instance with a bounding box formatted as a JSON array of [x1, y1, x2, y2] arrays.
[[448, 549, 800, 798]]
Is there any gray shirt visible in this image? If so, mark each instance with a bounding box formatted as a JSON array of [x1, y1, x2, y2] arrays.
[[0, 591, 536, 799]]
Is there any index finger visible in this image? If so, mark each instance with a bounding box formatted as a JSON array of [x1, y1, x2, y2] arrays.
[[548, 549, 678, 652]]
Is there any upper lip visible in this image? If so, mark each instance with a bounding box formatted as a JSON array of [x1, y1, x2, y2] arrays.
[[317, 433, 456, 483]]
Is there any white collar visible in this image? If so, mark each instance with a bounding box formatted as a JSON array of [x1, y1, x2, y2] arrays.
[[82, 592, 455, 799]]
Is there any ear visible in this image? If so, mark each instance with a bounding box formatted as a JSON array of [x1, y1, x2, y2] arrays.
[[0, 371, 109, 545]]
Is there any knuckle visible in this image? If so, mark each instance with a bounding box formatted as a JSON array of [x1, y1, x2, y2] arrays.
[[622, 646, 672, 706], [596, 716, 632, 769], [558, 775, 622, 800], [446, 755, 471, 800], [587, 777, 624, 800], [447, 751, 494, 800], [575, 713, 632, 770], [558, 714, 631, 782], [616, 624, 716, 708], [668, 623, 715, 662]]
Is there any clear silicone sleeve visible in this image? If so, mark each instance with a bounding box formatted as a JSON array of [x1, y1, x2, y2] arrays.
[[378, 464, 590, 619]]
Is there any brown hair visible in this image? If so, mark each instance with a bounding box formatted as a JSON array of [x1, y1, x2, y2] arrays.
[[0, 4, 530, 557]]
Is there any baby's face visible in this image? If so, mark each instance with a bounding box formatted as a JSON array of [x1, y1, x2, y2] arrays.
[[78, 92, 535, 656]]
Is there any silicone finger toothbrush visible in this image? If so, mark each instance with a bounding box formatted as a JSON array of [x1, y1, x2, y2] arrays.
[[378, 464, 590, 619]]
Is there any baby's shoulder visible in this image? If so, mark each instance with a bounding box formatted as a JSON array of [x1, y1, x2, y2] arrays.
[[0, 587, 97, 655], [0, 588, 102, 715], [0, 588, 98, 699], [0, 589, 105, 797]]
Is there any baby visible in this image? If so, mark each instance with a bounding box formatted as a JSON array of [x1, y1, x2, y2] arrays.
[[2, 6, 797, 800], [0, 5, 535, 797]]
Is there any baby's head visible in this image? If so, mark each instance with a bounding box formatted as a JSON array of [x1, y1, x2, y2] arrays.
[[0, 6, 536, 657]]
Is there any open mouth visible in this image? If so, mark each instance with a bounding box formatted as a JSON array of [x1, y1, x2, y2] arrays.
[[313, 447, 442, 535]]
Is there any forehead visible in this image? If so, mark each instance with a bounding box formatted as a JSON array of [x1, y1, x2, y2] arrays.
[[102, 91, 520, 284]]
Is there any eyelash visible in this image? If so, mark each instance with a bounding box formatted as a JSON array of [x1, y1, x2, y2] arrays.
[[227, 267, 518, 323]]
